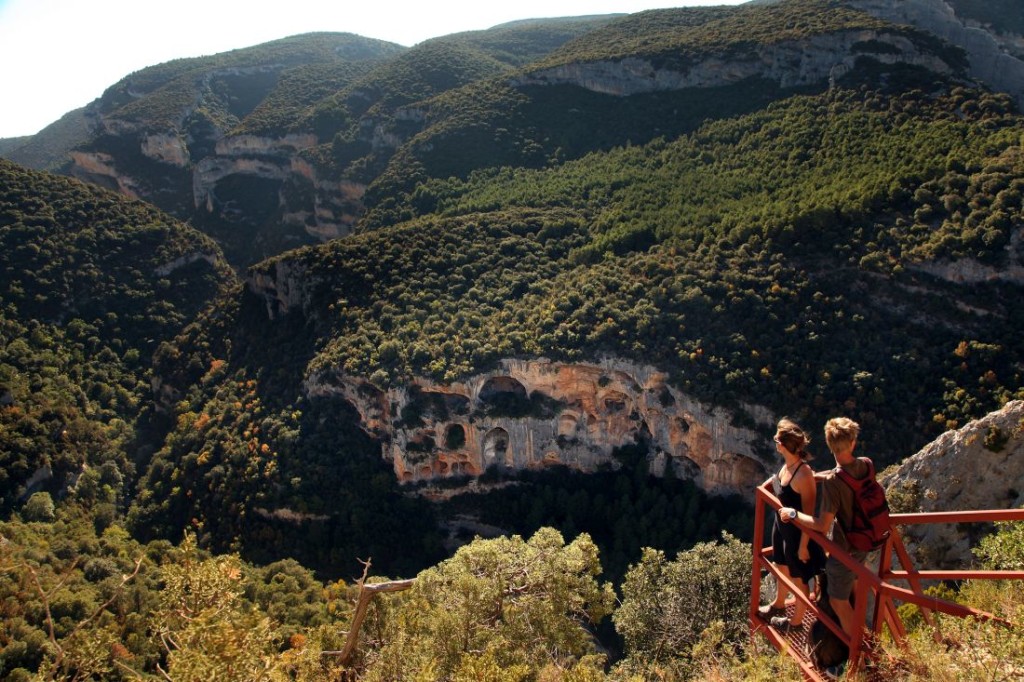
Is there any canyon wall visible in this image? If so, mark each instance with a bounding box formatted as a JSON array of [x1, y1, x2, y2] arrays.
[[305, 358, 772, 496]]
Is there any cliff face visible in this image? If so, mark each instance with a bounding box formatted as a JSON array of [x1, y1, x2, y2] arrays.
[[191, 133, 365, 242], [244, 263, 769, 496], [882, 400, 1024, 568], [67, 126, 364, 259], [517, 27, 957, 94], [303, 357, 770, 496], [850, 0, 1024, 108]]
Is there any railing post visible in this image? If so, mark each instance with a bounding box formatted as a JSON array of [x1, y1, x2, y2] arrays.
[[872, 536, 893, 637], [750, 486, 768, 628], [848, 574, 870, 671]]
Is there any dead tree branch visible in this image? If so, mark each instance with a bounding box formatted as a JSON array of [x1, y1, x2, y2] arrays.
[[322, 558, 414, 666]]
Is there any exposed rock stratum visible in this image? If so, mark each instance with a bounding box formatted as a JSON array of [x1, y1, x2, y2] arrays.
[[304, 358, 771, 496]]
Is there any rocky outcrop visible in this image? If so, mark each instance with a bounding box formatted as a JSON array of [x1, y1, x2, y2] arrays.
[[69, 151, 142, 198], [246, 258, 310, 319], [214, 133, 318, 157], [189, 132, 366, 244], [515, 28, 958, 95], [154, 251, 221, 277], [305, 358, 772, 496], [911, 229, 1024, 285], [141, 133, 190, 167], [254, 507, 330, 523], [881, 400, 1024, 568], [850, 0, 1024, 108]]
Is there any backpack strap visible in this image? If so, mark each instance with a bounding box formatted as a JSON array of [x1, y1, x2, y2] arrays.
[[835, 457, 874, 489]]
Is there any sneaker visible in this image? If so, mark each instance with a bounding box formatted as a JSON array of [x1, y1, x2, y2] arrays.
[[770, 615, 805, 633], [823, 663, 844, 679], [758, 603, 785, 618]]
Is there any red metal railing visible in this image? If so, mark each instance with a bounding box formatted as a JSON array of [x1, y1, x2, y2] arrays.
[[750, 482, 1024, 681]]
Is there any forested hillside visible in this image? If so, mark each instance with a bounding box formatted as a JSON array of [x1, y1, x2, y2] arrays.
[[0, 160, 235, 514], [2, 0, 1024, 679]]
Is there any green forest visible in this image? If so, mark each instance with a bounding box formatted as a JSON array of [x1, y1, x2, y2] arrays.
[[3, 0, 1024, 678]]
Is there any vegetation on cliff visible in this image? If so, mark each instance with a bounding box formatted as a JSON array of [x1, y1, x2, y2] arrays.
[[96, 33, 404, 131], [530, 0, 905, 69]]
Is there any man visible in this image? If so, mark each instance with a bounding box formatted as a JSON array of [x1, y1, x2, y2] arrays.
[[779, 417, 869, 642]]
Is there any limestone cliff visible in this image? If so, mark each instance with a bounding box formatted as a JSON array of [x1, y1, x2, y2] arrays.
[[304, 358, 771, 496], [881, 400, 1024, 568], [849, 0, 1024, 109], [247, 257, 309, 319], [515, 27, 959, 95], [68, 151, 143, 198]]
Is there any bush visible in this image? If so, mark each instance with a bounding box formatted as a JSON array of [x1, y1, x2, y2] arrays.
[[614, 532, 751, 670], [22, 492, 55, 522]]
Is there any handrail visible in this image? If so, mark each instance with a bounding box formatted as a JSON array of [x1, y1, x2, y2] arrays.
[[750, 483, 1024, 681], [892, 509, 1024, 524]]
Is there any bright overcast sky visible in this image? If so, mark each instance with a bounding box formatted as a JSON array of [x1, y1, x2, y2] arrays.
[[0, 0, 746, 139]]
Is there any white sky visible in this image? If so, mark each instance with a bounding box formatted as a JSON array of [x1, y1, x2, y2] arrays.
[[0, 0, 746, 139]]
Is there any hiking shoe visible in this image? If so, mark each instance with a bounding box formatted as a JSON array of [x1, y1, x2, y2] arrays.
[[758, 603, 785, 618], [769, 615, 805, 633]]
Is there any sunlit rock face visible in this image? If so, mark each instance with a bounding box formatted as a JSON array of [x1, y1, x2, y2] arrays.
[[140, 133, 190, 167], [882, 400, 1024, 569], [305, 358, 771, 496], [247, 257, 308, 319], [515, 28, 957, 95], [850, 0, 1024, 108]]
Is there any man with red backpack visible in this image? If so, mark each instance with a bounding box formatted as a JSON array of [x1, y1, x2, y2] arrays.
[[779, 416, 890, 644]]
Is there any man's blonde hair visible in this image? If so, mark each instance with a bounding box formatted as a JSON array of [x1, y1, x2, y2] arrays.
[[825, 417, 860, 454]]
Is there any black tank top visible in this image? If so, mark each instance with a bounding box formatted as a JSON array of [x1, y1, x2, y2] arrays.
[[777, 461, 806, 510]]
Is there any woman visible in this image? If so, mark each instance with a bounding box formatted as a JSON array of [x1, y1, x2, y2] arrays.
[[758, 418, 825, 632]]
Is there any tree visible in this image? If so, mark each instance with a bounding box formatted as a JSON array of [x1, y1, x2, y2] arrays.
[[155, 533, 290, 681], [614, 532, 751, 670], [360, 528, 614, 680]]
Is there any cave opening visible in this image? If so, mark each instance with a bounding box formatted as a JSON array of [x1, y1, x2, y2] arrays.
[[483, 427, 511, 467], [445, 423, 466, 450]]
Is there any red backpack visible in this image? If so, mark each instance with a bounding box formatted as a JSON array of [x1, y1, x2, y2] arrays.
[[835, 457, 891, 552]]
